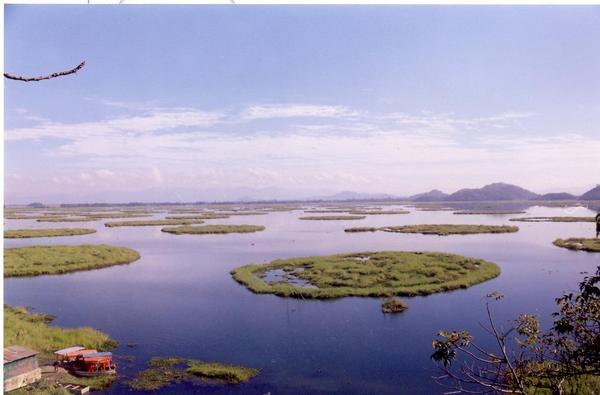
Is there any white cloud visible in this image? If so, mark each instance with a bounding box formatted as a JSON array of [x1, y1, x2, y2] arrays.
[[240, 104, 358, 120], [4, 103, 598, 201]]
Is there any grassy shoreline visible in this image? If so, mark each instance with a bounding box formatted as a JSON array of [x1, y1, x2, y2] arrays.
[[4, 244, 141, 277], [553, 238, 600, 252], [4, 228, 96, 238]]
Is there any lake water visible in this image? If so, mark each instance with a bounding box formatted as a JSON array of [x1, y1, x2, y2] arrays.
[[4, 204, 599, 394]]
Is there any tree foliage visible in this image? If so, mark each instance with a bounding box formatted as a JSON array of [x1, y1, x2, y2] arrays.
[[431, 267, 600, 395]]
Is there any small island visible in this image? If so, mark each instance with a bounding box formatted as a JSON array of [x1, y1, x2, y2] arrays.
[[4, 244, 141, 277], [453, 210, 526, 215], [4, 228, 96, 239], [105, 219, 205, 227], [553, 238, 600, 252], [299, 215, 366, 220], [126, 357, 259, 390], [161, 224, 265, 235], [231, 251, 500, 299], [345, 224, 519, 236], [510, 216, 595, 223], [348, 210, 410, 215], [381, 297, 408, 314]]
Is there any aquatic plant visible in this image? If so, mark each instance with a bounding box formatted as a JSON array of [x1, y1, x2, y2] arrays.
[[126, 357, 259, 390], [381, 298, 408, 313]]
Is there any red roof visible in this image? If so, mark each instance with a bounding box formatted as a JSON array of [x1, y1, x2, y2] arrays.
[[4, 346, 38, 364]]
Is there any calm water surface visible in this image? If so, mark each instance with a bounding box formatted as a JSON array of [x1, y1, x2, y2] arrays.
[[4, 205, 599, 394]]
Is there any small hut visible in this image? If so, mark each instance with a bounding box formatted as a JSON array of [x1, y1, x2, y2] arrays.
[[4, 346, 41, 392]]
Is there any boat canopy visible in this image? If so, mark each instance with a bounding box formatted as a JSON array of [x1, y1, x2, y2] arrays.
[[80, 352, 112, 359], [54, 346, 85, 355]]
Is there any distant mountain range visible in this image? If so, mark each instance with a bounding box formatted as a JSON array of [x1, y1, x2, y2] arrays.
[[17, 182, 600, 206], [316, 182, 600, 203]]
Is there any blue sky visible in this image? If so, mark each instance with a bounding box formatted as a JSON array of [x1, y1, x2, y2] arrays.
[[5, 5, 600, 203]]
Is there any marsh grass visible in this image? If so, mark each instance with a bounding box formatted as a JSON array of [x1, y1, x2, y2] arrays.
[[4, 228, 96, 239], [348, 210, 410, 215], [299, 215, 366, 220], [105, 219, 205, 227], [126, 357, 259, 390], [4, 244, 141, 277], [453, 210, 527, 215], [344, 224, 519, 235], [37, 217, 99, 222], [381, 224, 518, 235], [510, 216, 595, 223], [165, 214, 230, 220], [161, 225, 265, 235], [231, 251, 500, 299], [553, 238, 600, 252], [381, 297, 408, 313], [4, 305, 117, 364]]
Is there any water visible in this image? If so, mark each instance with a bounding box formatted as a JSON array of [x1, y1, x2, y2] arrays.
[[4, 205, 599, 394]]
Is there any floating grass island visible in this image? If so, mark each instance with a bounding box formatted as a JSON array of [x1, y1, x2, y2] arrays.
[[299, 215, 366, 221], [345, 224, 519, 236], [381, 297, 408, 313], [37, 217, 99, 222], [348, 210, 410, 215], [165, 214, 230, 220], [231, 251, 500, 299], [4, 244, 141, 277], [453, 210, 526, 215], [105, 219, 205, 227], [4, 228, 96, 239], [553, 238, 600, 252], [126, 357, 259, 390], [161, 224, 265, 235], [510, 216, 595, 223]]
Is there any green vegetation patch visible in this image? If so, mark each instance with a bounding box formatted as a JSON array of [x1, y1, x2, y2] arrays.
[[231, 251, 500, 299], [344, 224, 519, 235], [165, 214, 230, 220], [553, 238, 600, 252], [82, 213, 152, 219], [382, 224, 518, 236], [344, 227, 380, 233], [4, 228, 96, 239], [4, 244, 141, 277], [348, 210, 410, 215], [4, 305, 117, 364], [126, 357, 259, 390], [299, 215, 366, 220], [453, 210, 526, 215], [510, 216, 595, 223], [37, 217, 99, 222], [381, 297, 408, 313], [105, 219, 205, 227], [161, 225, 265, 235]]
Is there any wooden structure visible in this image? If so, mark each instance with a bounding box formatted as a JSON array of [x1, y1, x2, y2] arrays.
[[3, 346, 41, 392]]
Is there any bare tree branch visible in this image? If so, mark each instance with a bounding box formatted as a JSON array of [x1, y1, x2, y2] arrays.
[[4, 61, 85, 82]]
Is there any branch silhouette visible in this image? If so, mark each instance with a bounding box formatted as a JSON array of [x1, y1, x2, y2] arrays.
[[4, 61, 85, 82]]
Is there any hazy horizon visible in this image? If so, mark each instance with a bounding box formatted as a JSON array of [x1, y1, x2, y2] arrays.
[[5, 6, 600, 204]]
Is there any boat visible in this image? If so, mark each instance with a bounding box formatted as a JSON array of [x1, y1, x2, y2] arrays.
[[70, 352, 117, 377], [54, 347, 117, 376]]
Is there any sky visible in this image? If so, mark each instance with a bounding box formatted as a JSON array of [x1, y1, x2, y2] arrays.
[[4, 5, 600, 203]]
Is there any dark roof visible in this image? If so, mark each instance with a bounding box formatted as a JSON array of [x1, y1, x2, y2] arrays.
[[4, 346, 38, 364]]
